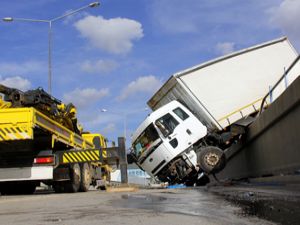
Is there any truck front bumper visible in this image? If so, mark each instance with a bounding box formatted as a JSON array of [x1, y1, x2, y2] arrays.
[[0, 166, 53, 182]]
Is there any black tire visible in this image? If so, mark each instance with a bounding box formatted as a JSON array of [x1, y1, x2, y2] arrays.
[[79, 163, 91, 192], [65, 163, 81, 193], [53, 164, 81, 193], [197, 146, 226, 174]]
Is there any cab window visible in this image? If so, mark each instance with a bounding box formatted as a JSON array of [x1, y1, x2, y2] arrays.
[[132, 124, 159, 160], [173, 107, 189, 121], [156, 113, 179, 134]]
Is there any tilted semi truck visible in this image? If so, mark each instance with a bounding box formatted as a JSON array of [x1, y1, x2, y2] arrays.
[[130, 37, 300, 185], [0, 86, 116, 194]]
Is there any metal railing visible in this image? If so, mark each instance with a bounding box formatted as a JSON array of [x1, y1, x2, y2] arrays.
[[259, 55, 300, 115], [218, 98, 263, 126]]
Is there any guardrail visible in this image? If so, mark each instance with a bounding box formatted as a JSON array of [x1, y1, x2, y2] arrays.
[[259, 55, 300, 115]]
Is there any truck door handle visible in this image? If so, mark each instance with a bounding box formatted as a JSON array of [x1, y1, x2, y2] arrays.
[[186, 129, 192, 135]]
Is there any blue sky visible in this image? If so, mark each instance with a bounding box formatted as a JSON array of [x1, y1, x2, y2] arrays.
[[0, 0, 299, 146]]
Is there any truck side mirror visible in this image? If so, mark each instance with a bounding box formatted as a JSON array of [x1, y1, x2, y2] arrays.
[[155, 121, 170, 137]]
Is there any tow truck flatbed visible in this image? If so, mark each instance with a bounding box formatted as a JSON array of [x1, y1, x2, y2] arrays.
[[0, 107, 94, 149]]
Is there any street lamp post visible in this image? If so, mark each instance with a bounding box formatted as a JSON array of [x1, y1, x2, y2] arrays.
[[3, 2, 100, 94]]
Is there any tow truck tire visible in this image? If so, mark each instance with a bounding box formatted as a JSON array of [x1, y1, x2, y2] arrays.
[[79, 163, 91, 192], [64, 163, 81, 193], [197, 146, 226, 174]]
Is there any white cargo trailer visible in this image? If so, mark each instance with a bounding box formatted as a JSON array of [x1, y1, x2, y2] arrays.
[[131, 37, 300, 186], [148, 37, 300, 130]]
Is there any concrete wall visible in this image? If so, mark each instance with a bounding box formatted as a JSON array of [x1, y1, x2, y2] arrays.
[[216, 76, 300, 181]]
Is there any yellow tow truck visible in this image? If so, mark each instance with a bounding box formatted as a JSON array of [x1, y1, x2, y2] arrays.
[[0, 85, 119, 194]]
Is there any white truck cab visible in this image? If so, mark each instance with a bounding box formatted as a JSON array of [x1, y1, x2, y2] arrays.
[[131, 37, 300, 185], [131, 101, 207, 184]]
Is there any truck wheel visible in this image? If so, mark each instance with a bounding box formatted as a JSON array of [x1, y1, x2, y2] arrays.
[[64, 163, 81, 193], [79, 163, 91, 192], [197, 146, 226, 174]]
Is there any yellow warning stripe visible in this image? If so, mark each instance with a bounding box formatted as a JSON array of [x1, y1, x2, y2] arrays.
[[85, 151, 96, 161], [75, 152, 85, 161], [82, 151, 91, 161], [90, 151, 98, 159], [63, 153, 74, 163], [65, 153, 74, 162], [71, 152, 82, 162], [0, 126, 31, 141], [62, 150, 100, 164], [68, 153, 77, 162]]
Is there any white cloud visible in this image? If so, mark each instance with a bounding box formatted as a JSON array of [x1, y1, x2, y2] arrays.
[[81, 59, 118, 74], [215, 42, 235, 55], [63, 87, 109, 108], [0, 76, 31, 91], [0, 61, 44, 76], [118, 75, 162, 101], [74, 15, 144, 54], [269, 0, 300, 45]]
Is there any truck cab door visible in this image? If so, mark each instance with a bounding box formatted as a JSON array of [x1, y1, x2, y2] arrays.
[[172, 106, 207, 146], [155, 113, 190, 156], [155, 106, 207, 154]]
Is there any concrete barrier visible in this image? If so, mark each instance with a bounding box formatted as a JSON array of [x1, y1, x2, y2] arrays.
[[216, 76, 300, 181]]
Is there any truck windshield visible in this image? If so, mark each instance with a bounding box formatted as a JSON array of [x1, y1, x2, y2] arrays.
[[132, 123, 160, 161]]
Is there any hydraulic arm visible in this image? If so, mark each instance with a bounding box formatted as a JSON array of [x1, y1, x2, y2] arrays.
[[0, 84, 80, 133]]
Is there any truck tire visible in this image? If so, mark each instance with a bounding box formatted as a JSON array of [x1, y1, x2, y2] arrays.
[[54, 163, 81, 193], [79, 163, 91, 192], [65, 163, 81, 193], [197, 146, 226, 174]]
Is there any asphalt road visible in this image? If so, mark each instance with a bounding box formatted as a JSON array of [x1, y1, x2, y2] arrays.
[[0, 188, 274, 225]]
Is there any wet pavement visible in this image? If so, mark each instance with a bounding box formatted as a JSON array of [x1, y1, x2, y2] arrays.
[[0, 187, 276, 225], [112, 188, 275, 225], [208, 183, 300, 225], [2, 183, 299, 225]]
